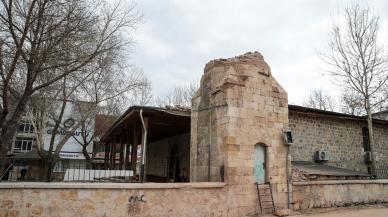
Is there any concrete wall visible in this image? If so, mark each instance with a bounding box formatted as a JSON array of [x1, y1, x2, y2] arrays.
[[191, 52, 290, 216], [292, 180, 388, 210], [0, 182, 226, 217], [289, 110, 388, 172]]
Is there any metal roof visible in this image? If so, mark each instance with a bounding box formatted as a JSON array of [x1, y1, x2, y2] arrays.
[[292, 161, 371, 177], [288, 104, 388, 125]]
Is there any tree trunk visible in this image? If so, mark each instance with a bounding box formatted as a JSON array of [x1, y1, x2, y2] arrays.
[[82, 145, 93, 169], [365, 99, 377, 177], [44, 157, 56, 182], [0, 119, 22, 174], [0, 93, 31, 172], [0, 145, 8, 177], [39, 153, 59, 182], [45, 162, 52, 182]]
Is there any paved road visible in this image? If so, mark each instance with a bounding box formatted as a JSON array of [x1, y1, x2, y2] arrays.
[[295, 207, 388, 217]]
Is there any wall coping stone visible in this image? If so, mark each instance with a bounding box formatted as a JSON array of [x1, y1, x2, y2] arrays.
[[293, 179, 388, 186], [0, 182, 227, 189]]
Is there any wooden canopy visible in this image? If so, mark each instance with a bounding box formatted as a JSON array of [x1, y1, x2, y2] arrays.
[[100, 106, 191, 182]]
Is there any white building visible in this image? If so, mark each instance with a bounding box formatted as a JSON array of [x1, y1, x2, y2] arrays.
[[8, 100, 95, 180]]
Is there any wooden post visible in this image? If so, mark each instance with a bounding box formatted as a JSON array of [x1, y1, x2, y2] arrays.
[[109, 141, 114, 169], [108, 141, 112, 169], [112, 140, 117, 169], [124, 127, 132, 170], [119, 134, 124, 169], [104, 142, 109, 169]]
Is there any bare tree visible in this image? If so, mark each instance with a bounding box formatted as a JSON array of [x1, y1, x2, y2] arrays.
[[339, 88, 364, 115], [323, 5, 388, 175], [28, 75, 94, 180], [304, 89, 336, 111], [72, 63, 149, 168], [155, 82, 198, 108], [128, 70, 153, 107], [27, 49, 149, 180], [0, 0, 141, 171]]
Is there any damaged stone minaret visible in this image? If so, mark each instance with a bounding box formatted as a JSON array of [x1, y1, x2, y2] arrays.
[[191, 52, 290, 216]]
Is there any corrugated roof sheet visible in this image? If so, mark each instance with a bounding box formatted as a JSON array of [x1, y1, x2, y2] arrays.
[[292, 161, 371, 177]]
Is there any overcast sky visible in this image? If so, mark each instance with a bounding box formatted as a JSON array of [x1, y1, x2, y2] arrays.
[[130, 0, 388, 105]]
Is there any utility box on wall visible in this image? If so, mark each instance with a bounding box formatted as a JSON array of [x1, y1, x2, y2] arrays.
[[283, 131, 293, 145], [315, 150, 329, 161]]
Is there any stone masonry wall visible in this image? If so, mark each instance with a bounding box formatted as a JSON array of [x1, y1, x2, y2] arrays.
[[292, 180, 388, 210], [373, 125, 388, 165], [0, 182, 227, 217], [191, 52, 290, 216], [289, 111, 388, 172]]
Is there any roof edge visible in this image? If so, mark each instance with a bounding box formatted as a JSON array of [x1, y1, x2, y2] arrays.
[[100, 106, 190, 142], [288, 104, 388, 125]]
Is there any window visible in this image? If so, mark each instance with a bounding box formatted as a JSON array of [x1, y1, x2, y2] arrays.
[[362, 127, 370, 152], [17, 121, 34, 134], [13, 137, 34, 153]]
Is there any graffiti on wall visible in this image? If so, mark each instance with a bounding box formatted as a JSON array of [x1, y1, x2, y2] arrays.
[[129, 194, 146, 203]]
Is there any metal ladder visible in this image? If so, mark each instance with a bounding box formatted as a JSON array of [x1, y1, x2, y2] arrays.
[[255, 182, 275, 214]]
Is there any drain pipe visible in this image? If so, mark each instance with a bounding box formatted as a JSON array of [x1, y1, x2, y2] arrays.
[[286, 145, 292, 209], [140, 109, 147, 182]]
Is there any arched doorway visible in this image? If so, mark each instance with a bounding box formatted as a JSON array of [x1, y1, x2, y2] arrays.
[[254, 144, 266, 184]]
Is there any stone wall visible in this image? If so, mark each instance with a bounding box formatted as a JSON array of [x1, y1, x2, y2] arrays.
[[0, 182, 227, 217], [373, 125, 388, 164], [191, 52, 290, 216], [292, 180, 388, 210], [289, 110, 388, 172]]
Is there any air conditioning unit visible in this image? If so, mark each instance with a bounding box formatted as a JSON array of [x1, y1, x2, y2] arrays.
[[283, 131, 293, 145], [364, 151, 373, 163], [315, 150, 329, 161]]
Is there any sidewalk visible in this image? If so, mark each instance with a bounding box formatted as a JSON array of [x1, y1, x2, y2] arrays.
[[291, 204, 388, 217]]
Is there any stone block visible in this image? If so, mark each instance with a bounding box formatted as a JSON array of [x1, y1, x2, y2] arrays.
[[31, 206, 43, 215], [222, 144, 240, 152], [5, 210, 19, 217], [274, 209, 290, 217], [238, 205, 256, 216], [1, 200, 14, 209]]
